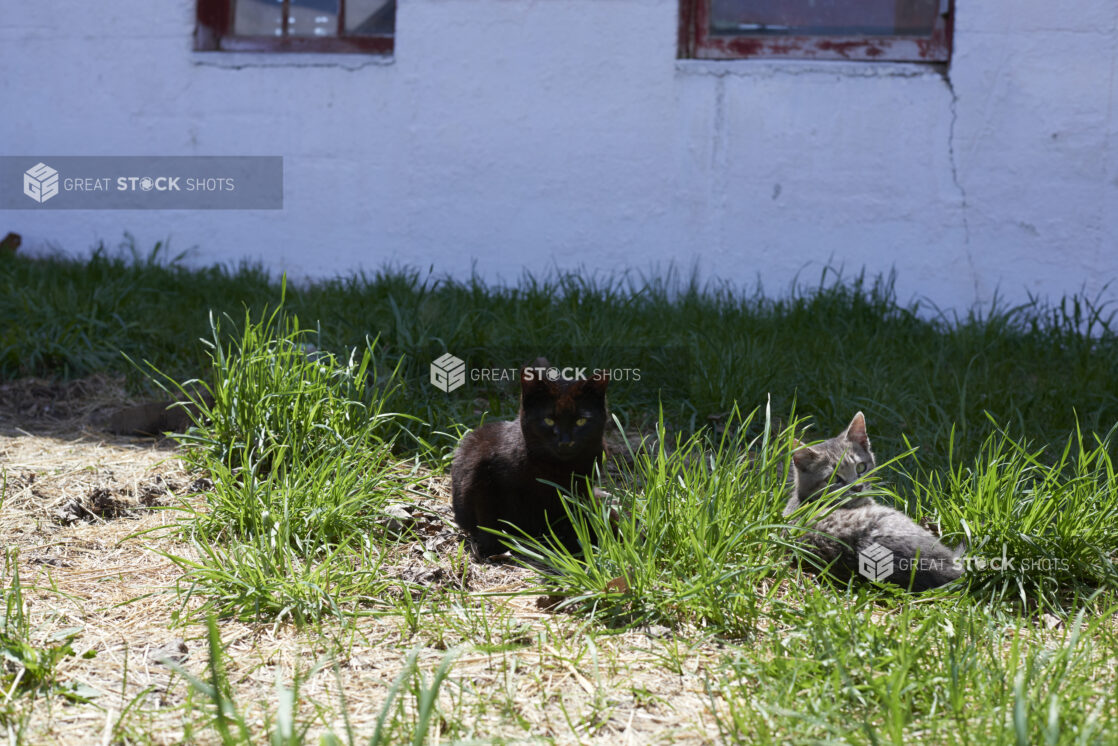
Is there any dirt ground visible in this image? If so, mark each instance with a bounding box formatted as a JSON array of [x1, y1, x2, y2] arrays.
[[0, 377, 724, 744]]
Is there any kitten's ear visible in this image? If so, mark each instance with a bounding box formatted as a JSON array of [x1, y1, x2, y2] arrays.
[[845, 412, 870, 450], [791, 443, 819, 469], [520, 360, 549, 395], [584, 369, 609, 396]]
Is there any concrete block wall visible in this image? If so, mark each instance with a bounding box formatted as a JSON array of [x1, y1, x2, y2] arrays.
[[2, 0, 1116, 310]]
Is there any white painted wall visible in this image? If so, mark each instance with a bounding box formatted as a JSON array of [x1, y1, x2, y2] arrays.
[[2, 1, 1116, 311]]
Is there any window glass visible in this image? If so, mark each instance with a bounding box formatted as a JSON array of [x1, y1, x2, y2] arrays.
[[287, 0, 339, 38], [233, 0, 283, 36], [710, 0, 940, 37], [346, 0, 395, 36]]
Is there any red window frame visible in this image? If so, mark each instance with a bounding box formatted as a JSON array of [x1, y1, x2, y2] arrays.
[[195, 0, 393, 55], [679, 0, 952, 62]]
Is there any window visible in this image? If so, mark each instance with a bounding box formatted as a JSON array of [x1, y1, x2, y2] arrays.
[[195, 0, 395, 54], [680, 0, 951, 62]]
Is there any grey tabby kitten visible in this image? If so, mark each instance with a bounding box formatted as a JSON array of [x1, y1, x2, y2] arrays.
[[784, 412, 962, 591]]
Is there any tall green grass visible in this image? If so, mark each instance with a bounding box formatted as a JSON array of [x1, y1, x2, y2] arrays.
[[0, 240, 273, 378], [156, 305, 426, 624], [516, 407, 1118, 631], [5, 246, 1118, 476], [164, 457, 399, 624], [140, 284, 423, 473], [509, 405, 799, 635], [914, 420, 1118, 610]]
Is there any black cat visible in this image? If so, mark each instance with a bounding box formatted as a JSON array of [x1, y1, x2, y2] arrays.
[[451, 359, 608, 557]]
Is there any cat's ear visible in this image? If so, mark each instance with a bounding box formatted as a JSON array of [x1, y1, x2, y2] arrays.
[[584, 369, 609, 397], [845, 412, 870, 450], [791, 443, 819, 469], [520, 361, 550, 396]]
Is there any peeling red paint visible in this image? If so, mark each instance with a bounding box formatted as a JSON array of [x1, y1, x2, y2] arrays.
[[817, 39, 878, 58], [681, 0, 952, 63], [766, 42, 801, 56], [915, 23, 951, 60], [719, 38, 767, 57]]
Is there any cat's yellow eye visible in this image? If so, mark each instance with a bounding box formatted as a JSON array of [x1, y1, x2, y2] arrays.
[[575, 418, 587, 426], [856, 462, 867, 474], [544, 417, 556, 427]]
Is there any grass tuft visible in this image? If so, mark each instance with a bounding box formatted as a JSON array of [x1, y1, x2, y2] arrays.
[[155, 303, 425, 625]]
